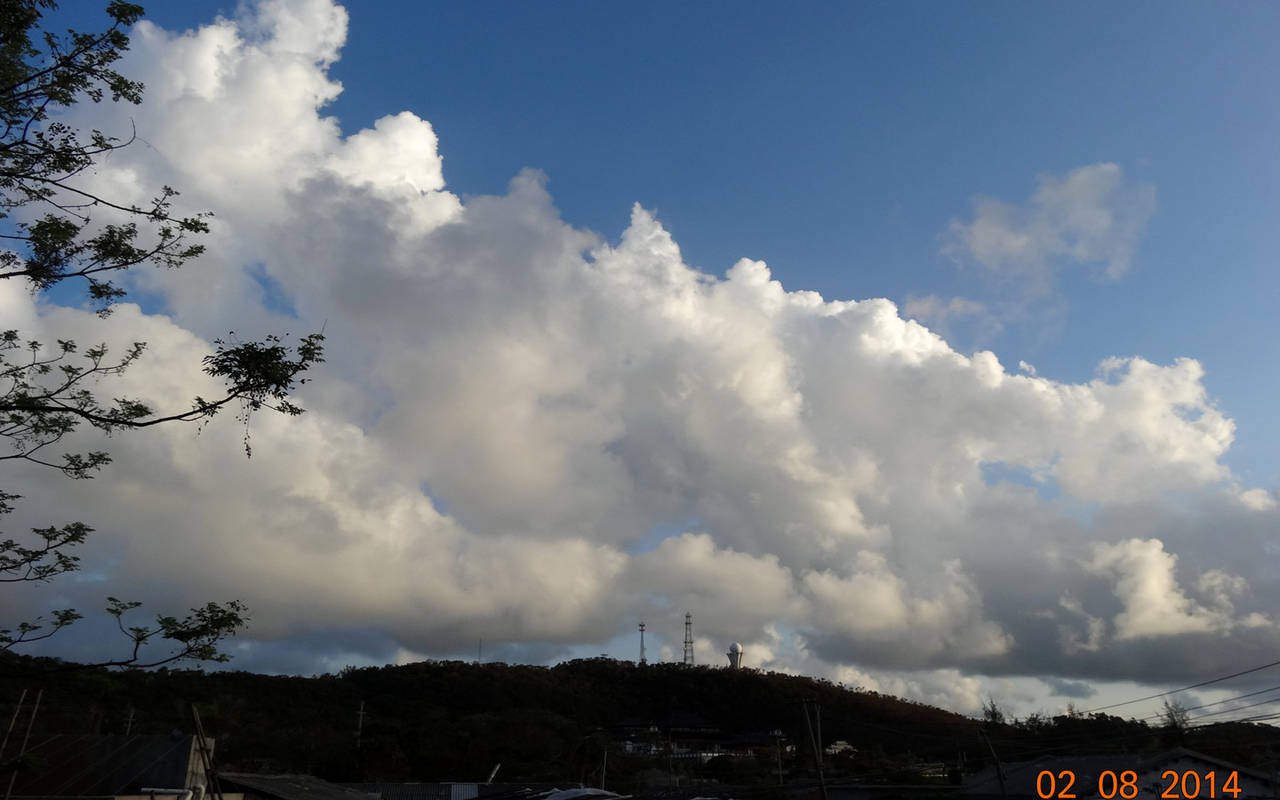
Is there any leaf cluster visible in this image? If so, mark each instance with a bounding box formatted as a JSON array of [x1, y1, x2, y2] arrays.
[[101, 596, 248, 669], [0, 1, 204, 313], [0, 2, 323, 671]]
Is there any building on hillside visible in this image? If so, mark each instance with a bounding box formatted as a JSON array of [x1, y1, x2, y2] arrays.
[[1, 733, 225, 798]]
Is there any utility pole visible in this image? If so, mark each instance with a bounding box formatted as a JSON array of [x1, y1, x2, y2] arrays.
[[3, 689, 41, 800], [978, 729, 1007, 798], [771, 728, 784, 785], [356, 701, 367, 749], [191, 705, 225, 800], [802, 700, 828, 800], [816, 702, 823, 760], [0, 689, 27, 764], [670, 736, 678, 787]]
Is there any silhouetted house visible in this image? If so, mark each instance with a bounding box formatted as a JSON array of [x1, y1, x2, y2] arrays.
[[961, 748, 1280, 799], [2, 733, 213, 797]]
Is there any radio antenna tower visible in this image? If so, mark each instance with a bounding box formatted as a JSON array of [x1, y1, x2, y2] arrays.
[[683, 612, 695, 665], [638, 621, 647, 665]]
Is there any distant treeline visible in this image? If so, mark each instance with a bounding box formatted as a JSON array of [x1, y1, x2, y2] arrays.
[[2, 654, 1278, 786]]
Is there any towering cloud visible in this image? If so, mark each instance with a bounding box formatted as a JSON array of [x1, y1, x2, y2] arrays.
[[7, 0, 1276, 714]]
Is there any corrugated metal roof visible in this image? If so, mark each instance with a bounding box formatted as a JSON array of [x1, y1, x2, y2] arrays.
[[4, 733, 199, 795], [342, 783, 450, 800], [218, 773, 377, 800], [342, 781, 589, 800]]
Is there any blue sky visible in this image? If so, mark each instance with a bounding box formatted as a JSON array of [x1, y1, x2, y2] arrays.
[[12, 0, 1280, 719], [124, 0, 1280, 483]]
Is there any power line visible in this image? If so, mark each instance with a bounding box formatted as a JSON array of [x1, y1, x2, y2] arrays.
[[1136, 684, 1280, 723], [1183, 694, 1280, 724], [1080, 658, 1280, 714], [980, 700, 1280, 761], [1190, 711, 1280, 728]]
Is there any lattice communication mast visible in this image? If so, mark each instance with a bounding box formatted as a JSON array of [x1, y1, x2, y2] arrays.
[[682, 612, 695, 665], [638, 621, 647, 665]]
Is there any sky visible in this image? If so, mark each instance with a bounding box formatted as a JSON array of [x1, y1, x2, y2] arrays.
[[6, 0, 1280, 723]]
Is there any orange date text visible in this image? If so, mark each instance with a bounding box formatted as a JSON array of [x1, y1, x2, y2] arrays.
[[1034, 769, 1242, 799]]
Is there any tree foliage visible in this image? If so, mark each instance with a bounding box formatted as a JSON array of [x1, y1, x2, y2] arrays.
[[981, 695, 1006, 726], [0, 1, 323, 668], [6, 657, 1274, 785]]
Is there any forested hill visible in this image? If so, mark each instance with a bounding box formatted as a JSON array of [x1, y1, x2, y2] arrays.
[[4, 655, 1279, 785]]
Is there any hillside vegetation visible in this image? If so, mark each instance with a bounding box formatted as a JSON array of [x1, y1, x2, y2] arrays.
[[3, 655, 1279, 787]]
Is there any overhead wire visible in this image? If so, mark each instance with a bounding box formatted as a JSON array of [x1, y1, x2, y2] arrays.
[[1183, 694, 1280, 724], [1079, 658, 1280, 715], [1136, 683, 1280, 723], [1190, 711, 1280, 728], [976, 691, 1280, 761]]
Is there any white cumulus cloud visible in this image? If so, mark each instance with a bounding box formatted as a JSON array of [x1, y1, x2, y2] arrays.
[[944, 163, 1157, 291], [6, 0, 1278, 715]]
